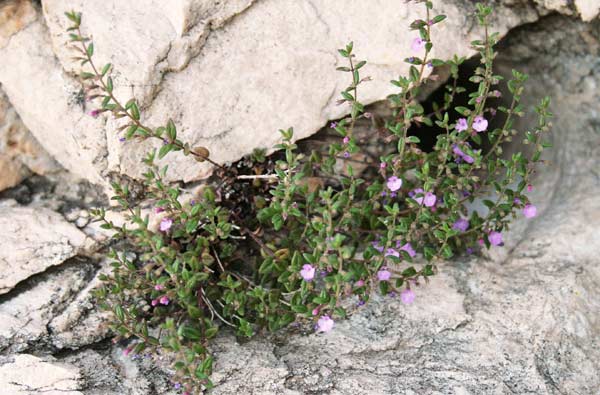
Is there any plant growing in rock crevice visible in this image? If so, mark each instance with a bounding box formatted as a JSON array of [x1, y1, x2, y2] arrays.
[[65, 1, 551, 392]]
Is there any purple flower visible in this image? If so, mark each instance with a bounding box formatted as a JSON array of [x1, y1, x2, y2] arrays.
[[312, 307, 320, 316], [411, 37, 426, 52], [426, 62, 433, 68], [453, 218, 470, 232], [174, 383, 182, 390], [357, 300, 366, 307], [300, 264, 316, 281], [415, 192, 436, 207], [343, 136, 350, 144], [123, 347, 133, 357], [523, 204, 537, 218], [372, 241, 384, 253], [151, 298, 159, 306], [400, 289, 415, 305], [154, 284, 165, 291], [154, 207, 165, 214], [119, 137, 126, 142], [489, 231, 503, 246], [89, 109, 101, 118], [455, 118, 468, 132], [343, 151, 350, 158], [355, 279, 365, 287], [380, 162, 387, 169], [159, 296, 170, 305], [473, 116, 488, 132], [386, 176, 403, 192], [514, 197, 522, 205], [316, 315, 334, 333], [462, 154, 474, 164], [159, 217, 173, 232], [385, 248, 399, 258], [398, 242, 416, 258], [466, 247, 474, 255], [377, 269, 392, 281]]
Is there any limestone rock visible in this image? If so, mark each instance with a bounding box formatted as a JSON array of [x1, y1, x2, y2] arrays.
[[0, 0, 543, 186], [0, 354, 83, 395], [0, 89, 60, 191], [0, 206, 88, 295], [0, 261, 96, 352]]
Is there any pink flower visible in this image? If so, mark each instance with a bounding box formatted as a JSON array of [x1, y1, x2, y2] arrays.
[[154, 207, 165, 214], [154, 284, 165, 291], [151, 298, 159, 306], [453, 218, 469, 232], [385, 248, 399, 258], [472, 116, 488, 132], [89, 109, 101, 118], [455, 118, 468, 132], [386, 176, 403, 192], [159, 296, 170, 305], [380, 162, 387, 169], [355, 279, 365, 287], [317, 315, 334, 333], [159, 217, 173, 232], [527, 184, 533, 192], [300, 264, 315, 281], [411, 37, 426, 52], [343, 136, 350, 144], [123, 347, 133, 356], [398, 242, 416, 258], [523, 204, 537, 218], [423, 192, 437, 207], [377, 269, 392, 281], [489, 231, 503, 246], [312, 307, 320, 316], [400, 289, 415, 305]]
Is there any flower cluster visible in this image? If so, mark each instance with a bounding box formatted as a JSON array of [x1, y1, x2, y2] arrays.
[[66, 1, 551, 392]]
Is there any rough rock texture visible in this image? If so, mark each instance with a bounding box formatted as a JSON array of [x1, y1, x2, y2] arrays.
[[4, 0, 596, 186], [0, 353, 83, 395], [0, 89, 60, 191], [0, 3, 599, 395], [0, 206, 89, 295]]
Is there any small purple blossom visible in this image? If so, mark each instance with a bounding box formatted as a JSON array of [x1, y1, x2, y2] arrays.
[[174, 383, 182, 390], [343, 151, 350, 158], [398, 242, 416, 258], [400, 289, 415, 305], [415, 192, 436, 207], [154, 284, 165, 291], [380, 162, 387, 169], [154, 207, 165, 214], [300, 264, 316, 281], [523, 204, 537, 218], [377, 269, 392, 281], [119, 137, 126, 142], [473, 115, 488, 132], [151, 298, 159, 306], [159, 296, 170, 305], [372, 241, 384, 253], [411, 37, 426, 52], [466, 247, 474, 255], [455, 118, 468, 132], [386, 176, 403, 192], [489, 231, 503, 246], [355, 279, 365, 287], [385, 248, 399, 258], [514, 197, 522, 205], [330, 122, 337, 129], [123, 347, 133, 357], [408, 56, 415, 63], [316, 315, 334, 333], [453, 218, 470, 232], [89, 109, 101, 118], [159, 217, 173, 232], [343, 136, 350, 144], [357, 300, 366, 307]]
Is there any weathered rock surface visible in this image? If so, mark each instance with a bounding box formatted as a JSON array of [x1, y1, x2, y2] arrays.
[[0, 89, 60, 192], [3, 0, 597, 186], [0, 206, 89, 295], [0, 353, 83, 395]]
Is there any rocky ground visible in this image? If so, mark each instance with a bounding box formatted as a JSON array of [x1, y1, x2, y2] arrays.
[[0, 1, 599, 394]]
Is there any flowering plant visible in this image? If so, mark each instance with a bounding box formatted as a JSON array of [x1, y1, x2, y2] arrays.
[[65, 1, 551, 392]]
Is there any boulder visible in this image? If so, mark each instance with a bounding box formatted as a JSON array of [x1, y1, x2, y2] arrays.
[[0, 206, 89, 295]]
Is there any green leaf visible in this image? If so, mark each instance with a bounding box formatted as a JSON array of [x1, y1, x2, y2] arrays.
[[86, 43, 94, 57], [101, 63, 111, 76]]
